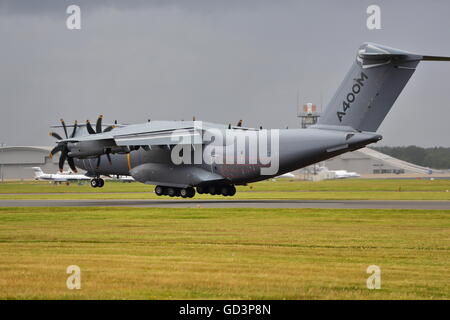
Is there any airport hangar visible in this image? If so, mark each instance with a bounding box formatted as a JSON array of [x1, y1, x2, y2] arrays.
[[0, 146, 58, 180], [0, 145, 439, 181]]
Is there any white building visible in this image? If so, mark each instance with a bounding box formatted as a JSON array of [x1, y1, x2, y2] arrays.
[[0, 146, 60, 180], [324, 147, 439, 175]]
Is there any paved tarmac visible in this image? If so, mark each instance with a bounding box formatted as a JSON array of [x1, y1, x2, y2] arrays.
[[0, 199, 449, 210]]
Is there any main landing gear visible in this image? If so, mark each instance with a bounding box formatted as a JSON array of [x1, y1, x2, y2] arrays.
[[154, 184, 236, 198], [155, 185, 195, 198], [196, 184, 236, 197], [90, 178, 104, 188]]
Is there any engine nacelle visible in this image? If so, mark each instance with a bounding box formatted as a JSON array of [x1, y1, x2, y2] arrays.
[[68, 140, 116, 158]]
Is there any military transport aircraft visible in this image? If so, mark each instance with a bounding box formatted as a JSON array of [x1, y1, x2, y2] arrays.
[[48, 43, 450, 198]]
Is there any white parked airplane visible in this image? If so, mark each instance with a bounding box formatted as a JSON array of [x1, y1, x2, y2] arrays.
[[31, 167, 92, 183], [318, 167, 360, 179], [111, 175, 135, 182]]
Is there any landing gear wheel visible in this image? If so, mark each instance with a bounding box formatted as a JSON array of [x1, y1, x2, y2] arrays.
[[167, 187, 176, 197], [208, 185, 216, 195], [187, 187, 195, 198], [196, 186, 205, 194], [180, 188, 189, 198], [155, 185, 164, 196], [90, 179, 98, 188], [221, 186, 230, 196], [227, 185, 236, 196], [97, 178, 105, 188]]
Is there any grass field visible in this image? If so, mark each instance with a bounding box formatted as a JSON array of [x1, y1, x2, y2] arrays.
[[0, 207, 449, 299], [0, 179, 450, 200]]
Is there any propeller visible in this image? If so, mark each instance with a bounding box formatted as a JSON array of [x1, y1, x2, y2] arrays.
[[85, 115, 114, 168], [49, 119, 78, 172], [50, 115, 117, 171], [96, 115, 103, 134], [103, 119, 117, 133]]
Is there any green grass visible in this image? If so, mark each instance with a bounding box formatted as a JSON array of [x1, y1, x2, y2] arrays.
[[0, 179, 450, 200], [0, 207, 449, 299]]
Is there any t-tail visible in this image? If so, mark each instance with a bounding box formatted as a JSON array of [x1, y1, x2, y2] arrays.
[[317, 43, 450, 132], [31, 167, 44, 178]]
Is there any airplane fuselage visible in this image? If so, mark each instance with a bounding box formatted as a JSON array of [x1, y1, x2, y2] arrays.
[[74, 126, 380, 187]]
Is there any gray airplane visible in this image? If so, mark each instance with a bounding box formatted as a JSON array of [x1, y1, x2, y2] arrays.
[[49, 43, 450, 198]]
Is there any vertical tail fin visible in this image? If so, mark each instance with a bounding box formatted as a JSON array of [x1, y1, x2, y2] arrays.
[[31, 167, 43, 178], [317, 43, 450, 132]]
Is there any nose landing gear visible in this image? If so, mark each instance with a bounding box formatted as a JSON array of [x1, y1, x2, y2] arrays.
[[90, 178, 104, 188]]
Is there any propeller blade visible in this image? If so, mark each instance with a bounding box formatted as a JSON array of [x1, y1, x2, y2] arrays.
[[60, 119, 68, 138], [106, 153, 112, 165], [70, 120, 78, 138], [96, 115, 103, 133], [49, 145, 64, 159], [96, 156, 101, 169], [49, 132, 63, 140], [58, 147, 68, 172], [67, 157, 78, 173], [103, 125, 115, 132], [86, 120, 96, 134]]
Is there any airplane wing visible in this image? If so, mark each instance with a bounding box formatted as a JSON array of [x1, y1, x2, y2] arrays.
[[67, 121, 212, 147], [113, 127, 203, 147]]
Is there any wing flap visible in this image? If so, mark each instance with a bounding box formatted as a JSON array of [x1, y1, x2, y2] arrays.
[[113, 127, 203, 146]]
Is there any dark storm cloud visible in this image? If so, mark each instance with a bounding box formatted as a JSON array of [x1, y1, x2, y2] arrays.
[[0, 0, 449, 147], [0, 0, 283, 15]]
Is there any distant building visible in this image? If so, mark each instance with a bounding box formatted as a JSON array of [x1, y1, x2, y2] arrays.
[[296, 147, 448, 180], [0, 146, 60, 180], [324, 147, 438, 175]]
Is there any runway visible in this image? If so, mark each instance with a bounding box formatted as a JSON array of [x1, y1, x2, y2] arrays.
[[0, 199, 450, 210]]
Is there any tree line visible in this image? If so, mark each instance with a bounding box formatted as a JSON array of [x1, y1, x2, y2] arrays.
[[372, 146, 450, 170]]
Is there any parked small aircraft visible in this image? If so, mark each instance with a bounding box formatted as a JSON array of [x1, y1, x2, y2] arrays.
[[111, 175, 135, 183], [318, 167, 360, 179], [47, 43, 450, 197], [31, 167, 92, 184]]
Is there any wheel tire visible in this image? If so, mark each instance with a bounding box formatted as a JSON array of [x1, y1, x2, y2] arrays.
[[228, 185, 236, 196], [196, 186, 205, 194], [221, 186, 229, 196], [98, 178, 105, 188], [208, 185, 216, 195], [180, 188, 188, 198], [155, 186, 164, 196], [90, 179, 98, 188], [187, 187, 195, 198], [167, 187, 176, 197]]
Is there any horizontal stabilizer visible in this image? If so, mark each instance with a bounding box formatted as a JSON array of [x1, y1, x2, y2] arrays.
[[421, 55, 450, 61]]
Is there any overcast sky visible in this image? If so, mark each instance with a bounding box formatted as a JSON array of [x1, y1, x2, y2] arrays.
[[1, 0, 449, 147]]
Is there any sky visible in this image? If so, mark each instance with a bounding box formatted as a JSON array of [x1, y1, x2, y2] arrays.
[[0, 0, 449, 147]]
